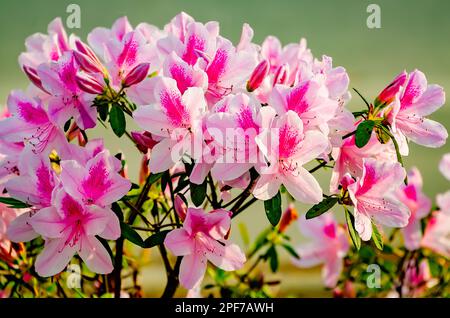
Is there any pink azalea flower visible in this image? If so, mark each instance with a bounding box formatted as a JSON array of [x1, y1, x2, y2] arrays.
[[375, 71, 407, 106], [270, 79, 338, 131], [347, 158, 410, 241], [330, 132, 392, 194], [19, 18, 71, 68], [397, 168, 432, 250], [29, 188, 120, 276], [205, 93, 275, 182], [439, 153, 450, 181], [0, 200, 19, 264], [5, 150, 59, 243], [387, 70, 447, 148], [164, 207, 246, 289], [0, 90, 70, 156], [292, 213, 349, 288], [37, 52, 97, 130], [402, 259, 438, 297], [133, 77, 207, 173], [60, 149, 131, 207], [421, 206, 450, 258], [253, 110, 328, 203]]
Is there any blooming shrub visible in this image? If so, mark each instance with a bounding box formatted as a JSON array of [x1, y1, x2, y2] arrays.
[[0, 12, 448, 298]]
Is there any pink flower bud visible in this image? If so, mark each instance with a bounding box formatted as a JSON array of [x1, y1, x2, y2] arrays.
[[279, 203, 298, 233], [73, 50, 104, 75], [23, 65, 49, 94], [123, 63, 150, 87], [75, 73, 105, 95], [131, 131, 159, 153], [174, 195, 187, 221], [375, 71, 407, 106], [246, 59, 269, 92], [273, 63, 289, 86], [74, 39, 101, 65]]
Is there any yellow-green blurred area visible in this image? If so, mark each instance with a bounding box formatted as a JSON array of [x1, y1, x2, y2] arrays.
[[1, 0, 449, 297]]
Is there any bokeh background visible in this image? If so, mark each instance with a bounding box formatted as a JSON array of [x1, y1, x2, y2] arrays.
[[0, 0, 449, 297]]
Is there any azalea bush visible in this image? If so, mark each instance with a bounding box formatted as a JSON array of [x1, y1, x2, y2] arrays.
[[0, 12, 449, 298]]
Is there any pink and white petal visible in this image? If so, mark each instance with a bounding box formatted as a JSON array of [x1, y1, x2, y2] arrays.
[[149, 138, 180, 173], [397, 117, 448, 148], [0, 118, 36, 143], [78, 235, 113, 274], [29, 207, 64, 238], [206, 241, 246, 271], [293, 130, 329, 165], [436, 191, 450, 214], [402, 219, 422, 251], [99, 210, 121, 240], [281, 168, 323, 204], [35, 239, 76, 277], [133, 105, 172, 137], [322, 256, 343, 288], [365, 196, 410, 228], [354, 209, 372, 241], [74, 97, 97, 130], [252, 173, 281, 201], [179, 252, 208, 290], [84, 206, 115, 237], [439, 153, 450, 181], [47, 97, 77, 128], [164, 229, 194, 256], [292, 243, 325, 267], [190, 162, 214, 185], [211, 162, 252, 182], [204, 209, 232, 240], [60, 160, 86, 202], [182, 87, 207, 121], [6, 212, 39, 243], [403, 84, 445, 117], [98, 175, 131, 206]]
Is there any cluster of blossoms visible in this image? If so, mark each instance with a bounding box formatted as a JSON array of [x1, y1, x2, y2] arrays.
[[0, 12, 448, 297]]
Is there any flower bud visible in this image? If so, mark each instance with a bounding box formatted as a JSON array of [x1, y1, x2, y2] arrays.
[[174, 195, 188, 221], [123, 63, 150, 87], [273, 63, 289, 86], [23, 65, 49, 94], [75, 73, 105, 95], [131, 131, 159, 153], [246, 59, 269, 92], [73, 50, 104, 75], [375, 71, 407, 107], [279, 203, 298, 233], [74, 39, 101, 64]]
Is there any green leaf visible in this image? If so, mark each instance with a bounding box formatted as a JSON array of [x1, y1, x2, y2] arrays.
[[281, 243, 300, 259], [264, 191, 282, 226], [147, 172, 164, 185], [98, 104, 109, 122], [120, 222, 144, 247], [143, 230, 170, 248], [371, 222, 384, 250], [355, 120, 375, 148], [96, 236, 114, 264], [109, 105, 126, 137], [111, 202, 124, 222], [375, 126, 391, 144], [344, 207, 361, 250], [190, 181, 207, 207], [0, 197, 31, 209], [161, 171, 170, 192], [305, 197, 338, 219], [248, 228, 271, 258], [266, 246, 279, 273]]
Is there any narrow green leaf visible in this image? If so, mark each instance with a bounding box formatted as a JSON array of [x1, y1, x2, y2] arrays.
[[98, 104, 109, 122], [161, 171, 170, 192], [355, 120, 375, 148], [0, 197, 31, 209], [96, 236, 114, 264], [143, 230, 170, 248], [120, 222, 145, 247], [264, 191, 282, 226], [266, 246, 279, 273], [371, 222, 384, 250], [111, 202, 124, 222], [109, 105, 126, 137], [281, 243, 300, 259], [305, 197, 338, 219], [147, 172, 164, 185], [190, 181, 207, 207], [344, 207, 361, 250], [248, 228, 271, 258]]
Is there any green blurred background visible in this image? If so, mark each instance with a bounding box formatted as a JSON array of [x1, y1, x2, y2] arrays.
[[0, 0, 449, 297]]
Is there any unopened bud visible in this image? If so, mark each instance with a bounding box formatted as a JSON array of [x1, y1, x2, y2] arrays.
[[174, 195, 188, 221], [273, 63, 289, 86], [279, 203, 298, 233], [73, 50, 105, 75], [123, 63, 150, 87], [23, 65, 49, 94], [375, 71, 407, 107], [75, 73, 105, 95], [247, 59, 269, 92], [131, 131, 159, 153]]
